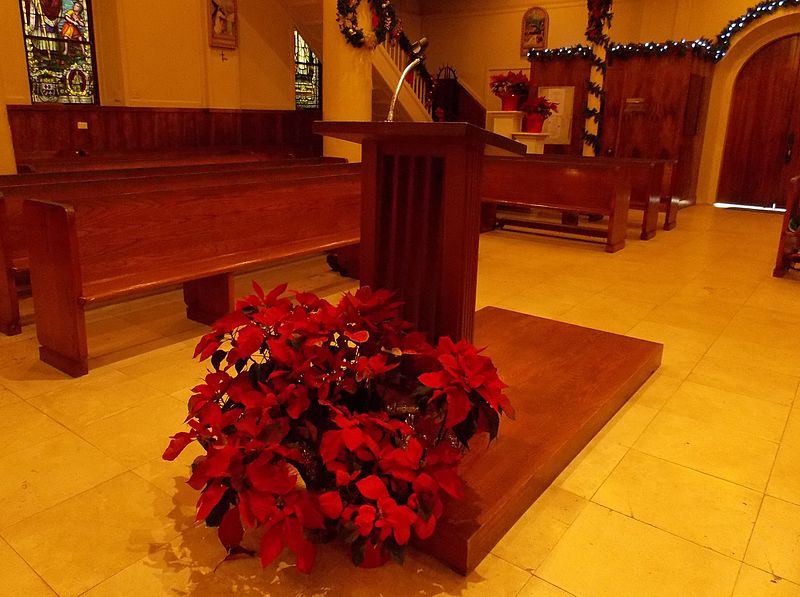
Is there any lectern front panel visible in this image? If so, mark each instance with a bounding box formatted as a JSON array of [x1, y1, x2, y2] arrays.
[[360, 139, 483, 342]]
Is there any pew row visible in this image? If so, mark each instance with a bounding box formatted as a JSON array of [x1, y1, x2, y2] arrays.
[[23, 173, 360, 377], [0, 159, 353, 335], [480, 157, 631, 253], [482, 155, 676, 241], [533, 155, 678, 233]]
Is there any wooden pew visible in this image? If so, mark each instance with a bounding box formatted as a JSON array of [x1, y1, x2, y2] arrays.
[[483, 155, 676, 239], [0, 156, 345, 188], [15, 147, 284, 173], [481, 157, 630, 253], [773, 176, 800, 277], [23, 173, 360, 377], [0, 160, 356, 335]]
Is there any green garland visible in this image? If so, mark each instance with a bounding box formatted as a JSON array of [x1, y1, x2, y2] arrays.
[[337, 0, 401, 49], [583, 0, 612, 156]]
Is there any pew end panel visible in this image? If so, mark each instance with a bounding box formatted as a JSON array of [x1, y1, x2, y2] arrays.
[[661, 160, 679, 230], [607, 171, 632, 253], [23, 199, 89, 377], [0, 196, 21, 335]]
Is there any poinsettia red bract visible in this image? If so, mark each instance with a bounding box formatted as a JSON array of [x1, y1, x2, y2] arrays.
[[164, 283, 512, 572]]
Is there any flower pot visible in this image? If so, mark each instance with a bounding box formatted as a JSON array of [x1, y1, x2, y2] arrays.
[[526, 114, 545, 133], [501, 94, 521, 111]]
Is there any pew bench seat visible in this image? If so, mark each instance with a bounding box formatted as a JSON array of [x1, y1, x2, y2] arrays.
[[24, 174, 360, 377]]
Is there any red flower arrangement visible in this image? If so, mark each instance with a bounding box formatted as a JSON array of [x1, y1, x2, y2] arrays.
[[164, 283, 513, 572], [521, 96, 559, 119], [489, 70, 530, 98]]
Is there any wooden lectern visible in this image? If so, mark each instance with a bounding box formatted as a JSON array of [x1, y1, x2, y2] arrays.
[[315, 121, 662, 575], [313, 121, 525, 342]]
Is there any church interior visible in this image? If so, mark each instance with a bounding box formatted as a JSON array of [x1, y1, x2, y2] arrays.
[[0, 0, 799, 595]]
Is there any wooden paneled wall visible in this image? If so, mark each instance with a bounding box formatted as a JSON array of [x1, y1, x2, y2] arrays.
[[530, 54, 713, 201], [6, 105, 323, 161], [530, 57, 592, 157]]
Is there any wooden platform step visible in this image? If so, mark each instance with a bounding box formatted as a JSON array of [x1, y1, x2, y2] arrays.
[[418, 306, 663, 575]]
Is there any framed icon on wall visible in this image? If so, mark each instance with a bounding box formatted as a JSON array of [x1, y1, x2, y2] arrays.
[[209, 0, 237, 49], [521, 7, 548, 56]]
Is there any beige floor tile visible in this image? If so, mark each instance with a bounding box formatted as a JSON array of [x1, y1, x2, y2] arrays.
[[492, 487, 588, 570], [86, 523, 531, 597], [0, 400, 67, 457], [132, 441, 205, 497], [0, 538, 56, 596], [113, 341, 208, 396], [86, 316, 167, 358], [560, 295, 657, 336], [644, 295, 740, 335], [768, 443, 800, 506], [0, 383, 21, 408], [634, 410, 778, 491], [516, 576, 574, 597], [662, 381, 790, 443], [595, 402, 659, 447], [733, 564, 800, 597], [537, 503, 740, 597], [1, 472, 191, 597], [784, 407, 800, 447], [593, 450, 761, 559], [628, 372, 682, 410], [555, 438, 629, 499], [26, 368, 158, 431], [707, 336, 800, 379], [0, 433, 125, 530], [74, 395, 188, 469], [745, 497, 800, 585], [688, 354, 799, 406]]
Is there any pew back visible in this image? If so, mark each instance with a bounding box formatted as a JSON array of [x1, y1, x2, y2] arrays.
[[481, 156, 629, 252], [24, 173, 361, 375]]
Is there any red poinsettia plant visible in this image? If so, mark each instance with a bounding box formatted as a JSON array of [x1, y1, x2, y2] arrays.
[[521, 96, 559, 119], [164, 283, 513, 573], [489, 70, 530, 98]]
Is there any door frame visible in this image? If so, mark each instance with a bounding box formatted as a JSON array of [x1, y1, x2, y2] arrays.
[[698, 8, 800, 204]]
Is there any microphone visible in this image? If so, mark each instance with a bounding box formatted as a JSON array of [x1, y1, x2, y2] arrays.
[[409, 37, 428, 60], [387, 38, 430, 122]]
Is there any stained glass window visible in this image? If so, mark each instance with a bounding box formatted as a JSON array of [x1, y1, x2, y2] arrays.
[[295, 31, 321, 110], [19, 0, 99, 104]]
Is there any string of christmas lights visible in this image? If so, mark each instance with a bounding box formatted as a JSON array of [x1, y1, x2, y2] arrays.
[[528, 0, 800, 63]]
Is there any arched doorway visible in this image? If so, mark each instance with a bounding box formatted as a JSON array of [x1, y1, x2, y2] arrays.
[[717, 35, 800, 208]]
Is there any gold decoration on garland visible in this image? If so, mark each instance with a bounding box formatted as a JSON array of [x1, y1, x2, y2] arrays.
[[337, 0, 402, 49]]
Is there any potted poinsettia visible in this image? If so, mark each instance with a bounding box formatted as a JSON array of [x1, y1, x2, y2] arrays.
[[520, 95, 558, 133], [164, 283, 514, 572], [489, 70, 530, 111]]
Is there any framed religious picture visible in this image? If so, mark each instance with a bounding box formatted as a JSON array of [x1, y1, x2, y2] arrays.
[[521, 7, 548, 56], [209, 0, 237, 49], [537, 85, 574, 145]]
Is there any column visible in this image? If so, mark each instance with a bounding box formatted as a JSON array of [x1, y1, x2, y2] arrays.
[[321, 0, 372, 162]]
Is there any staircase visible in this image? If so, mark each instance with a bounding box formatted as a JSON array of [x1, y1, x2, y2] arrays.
[[278, 0, 431, 122]]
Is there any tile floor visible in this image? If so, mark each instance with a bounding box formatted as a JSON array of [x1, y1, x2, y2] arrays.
[[0, 204, 798, 596]]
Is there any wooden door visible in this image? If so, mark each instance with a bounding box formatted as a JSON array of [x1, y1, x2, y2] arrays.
[[718, 35, 800, 207]]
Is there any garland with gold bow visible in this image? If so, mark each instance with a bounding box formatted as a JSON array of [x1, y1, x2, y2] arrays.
[[337, 0, 401, 49]]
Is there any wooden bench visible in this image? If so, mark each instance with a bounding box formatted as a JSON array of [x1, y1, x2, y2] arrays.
[[0, 160, 356, 335], [482, 155, 676, 240], [773, 176, 800, 277], [23, 173, 360, 377], [15, 147, 287, 173], [481, 157, 630, 252]]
